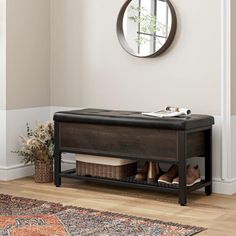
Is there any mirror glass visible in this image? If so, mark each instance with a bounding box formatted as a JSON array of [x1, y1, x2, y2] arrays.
[[118, 0, 176, 57]]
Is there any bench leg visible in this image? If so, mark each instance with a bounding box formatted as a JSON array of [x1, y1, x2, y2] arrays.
[[178, 131, 187, 206], [54, 121, 61, 187], [205, 128, 212, 196], [54, 151, 61, 187], [178, 160, 187, 206], [179, 191, 187, 206], [205, 185, 212, 196]]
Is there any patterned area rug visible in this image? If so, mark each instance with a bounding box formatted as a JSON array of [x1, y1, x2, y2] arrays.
[[0, 194, 205, 236]]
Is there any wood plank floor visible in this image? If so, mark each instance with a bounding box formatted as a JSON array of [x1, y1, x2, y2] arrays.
[[0, 177, 236, 235]]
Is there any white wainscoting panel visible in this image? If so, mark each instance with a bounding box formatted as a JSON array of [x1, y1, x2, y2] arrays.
[[0, 106, 51, 180], [0, 110, 6, 167]]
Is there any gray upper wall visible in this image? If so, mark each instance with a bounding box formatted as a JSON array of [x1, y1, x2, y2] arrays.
[[6, 0, 50, 110], [5, 0, 222, 114], [50, 0, 221, 115]]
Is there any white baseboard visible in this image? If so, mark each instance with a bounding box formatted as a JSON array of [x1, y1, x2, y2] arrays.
[[213, 178, 236, 195], [0, 163, 34, 181]]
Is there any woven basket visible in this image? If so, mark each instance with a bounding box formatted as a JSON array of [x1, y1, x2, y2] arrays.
[[76, 161, 137, 180], [35, 160, 53, 183]]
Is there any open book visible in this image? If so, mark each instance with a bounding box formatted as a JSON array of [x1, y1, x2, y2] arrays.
[[142, 106, 191, 118]]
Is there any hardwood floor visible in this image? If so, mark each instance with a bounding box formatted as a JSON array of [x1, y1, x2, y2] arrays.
[[0, 177, 236, 235]]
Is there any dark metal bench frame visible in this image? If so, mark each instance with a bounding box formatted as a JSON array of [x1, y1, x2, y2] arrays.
[[54, 111, 213, 206]]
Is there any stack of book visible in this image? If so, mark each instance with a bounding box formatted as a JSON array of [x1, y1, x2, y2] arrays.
[[142, 106, 191, 118]]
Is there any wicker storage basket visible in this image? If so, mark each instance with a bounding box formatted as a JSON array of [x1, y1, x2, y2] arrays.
[[34, 160, 53, 183], [76, 158, 137, 180]]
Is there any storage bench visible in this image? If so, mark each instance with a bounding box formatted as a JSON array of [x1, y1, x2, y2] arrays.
[[53, 108, 214, 206]]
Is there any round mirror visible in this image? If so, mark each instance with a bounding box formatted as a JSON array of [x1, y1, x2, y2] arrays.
[[117, 0, 177, 58]]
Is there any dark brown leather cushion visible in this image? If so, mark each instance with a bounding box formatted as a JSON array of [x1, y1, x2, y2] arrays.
[[53, 108, 214, 130]]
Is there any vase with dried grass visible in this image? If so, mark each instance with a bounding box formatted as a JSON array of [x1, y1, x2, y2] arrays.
[[13, 122, 54, 183]]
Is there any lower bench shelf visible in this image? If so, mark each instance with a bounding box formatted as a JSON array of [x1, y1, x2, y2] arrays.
[[60, 169, 211, 194]]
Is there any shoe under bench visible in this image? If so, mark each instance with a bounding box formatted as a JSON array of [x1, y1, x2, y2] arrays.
[[53, 109, 214, 206]]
